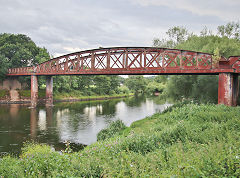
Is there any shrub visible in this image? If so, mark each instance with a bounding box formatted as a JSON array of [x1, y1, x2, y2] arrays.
[[97, 120, 127, 141], [0, 156, 24, 177], [118, 85, 130, 94], [0, 89, 8, 98], [20, 143, 73, 177]]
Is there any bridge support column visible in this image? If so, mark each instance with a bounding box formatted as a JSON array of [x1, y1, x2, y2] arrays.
[[218, 73, 239, 106], [31, 75, 38, 108], [46, 76, 53, 107]]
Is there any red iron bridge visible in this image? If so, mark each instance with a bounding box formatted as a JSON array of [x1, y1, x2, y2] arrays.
[[7, 47, 240, 107]]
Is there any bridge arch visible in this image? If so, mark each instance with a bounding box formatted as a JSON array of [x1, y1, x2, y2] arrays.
[[6, 47, 240, 107]]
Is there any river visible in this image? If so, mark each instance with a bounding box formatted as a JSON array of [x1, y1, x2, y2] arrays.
[[0, 95, 171, 155]]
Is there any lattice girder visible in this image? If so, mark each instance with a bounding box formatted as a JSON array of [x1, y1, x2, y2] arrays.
[[7, 47, 240, 75]]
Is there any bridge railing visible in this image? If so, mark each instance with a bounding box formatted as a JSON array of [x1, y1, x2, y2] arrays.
[[6, 47, 240, 75], [34, 48, 215, 74], [229, 56, 240, 72], [8, 66, 34, 75]]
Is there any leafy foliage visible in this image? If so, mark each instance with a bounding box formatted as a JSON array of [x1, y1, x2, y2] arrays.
[[0, 89, 8, 98], [1, 104, 240, 177], [176, 35, 240, 58], [217, 21, 240, 39], [97, 120, 127, 141], [154, 22, 240, 103], [0, 33, 50, 80], [125, 75, 147, 94]]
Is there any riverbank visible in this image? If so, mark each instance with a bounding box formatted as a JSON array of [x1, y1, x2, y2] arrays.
[[54, 93, 134, 103], [0, 89, 133, 104], [1, 103, 239, 177]]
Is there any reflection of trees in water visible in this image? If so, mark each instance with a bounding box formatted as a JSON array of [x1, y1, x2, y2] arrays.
[[1, 96, 170, 155], [55, 99, 122, 133], [101, 99, 121, 116], [148, 96, 167, 105], [123, 95, 146, 107], [0, 105, 37, 155], [30, 109, 37, 138], [35, 107, 61, 146]]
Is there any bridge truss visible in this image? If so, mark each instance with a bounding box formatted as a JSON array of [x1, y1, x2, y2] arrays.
[[7, 47, 240, 76], [6, 47, 240, 107]]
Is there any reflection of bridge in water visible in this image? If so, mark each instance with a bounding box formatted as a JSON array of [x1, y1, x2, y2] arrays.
[[7, 47, 240, 107]]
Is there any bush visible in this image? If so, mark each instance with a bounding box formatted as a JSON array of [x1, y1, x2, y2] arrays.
[[0, 156, 24, 177], [20, 143, 74, 177], [118, 85, 130, 94], [0, 89, 8, 98], [97, 120, 127, 141]]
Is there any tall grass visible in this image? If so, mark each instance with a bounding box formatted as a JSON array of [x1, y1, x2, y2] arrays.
[[0, 104, 240, 177], [97, 120, 127, 141]]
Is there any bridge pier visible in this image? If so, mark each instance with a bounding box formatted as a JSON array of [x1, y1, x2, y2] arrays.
[[218, 73, 239, 106], [31, 75, 38, 108], [46, 76, 53, 107]]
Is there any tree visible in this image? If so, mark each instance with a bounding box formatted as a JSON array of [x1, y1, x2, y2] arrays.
[[217, 22, 240, 39], [93, 75, 120, 95], [146, 81, 165, 95], [176, 35, 240, 58], [169, 35, 240, 103], [166, 26, 189, 44], [125, 76, 147, 94], [153, 22, 240, 103], [153, 26, 189, 48], [0, 33, 50, 80], [154, 75, 168, 84], [166, 75, 197, 101]]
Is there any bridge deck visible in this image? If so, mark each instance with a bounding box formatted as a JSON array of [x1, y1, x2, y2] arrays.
[[7, 47, 240, 76]]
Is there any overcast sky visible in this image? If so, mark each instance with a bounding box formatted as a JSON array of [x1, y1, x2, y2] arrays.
[[1, 0, 239, 57]]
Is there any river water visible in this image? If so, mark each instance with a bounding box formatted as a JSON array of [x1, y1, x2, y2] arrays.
[[0, 95, 171, 155]]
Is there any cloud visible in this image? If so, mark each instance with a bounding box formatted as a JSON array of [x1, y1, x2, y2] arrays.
[[131, 0, 240, 21], [0, 0, 236, 57]]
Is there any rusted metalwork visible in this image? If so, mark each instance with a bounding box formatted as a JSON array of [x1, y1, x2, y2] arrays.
[[30, 75, 38, 108], [218, 73, 239, 106], [46, 76, 53, 107], [7, 47, 240, 76], [6, 47, 240, 107]]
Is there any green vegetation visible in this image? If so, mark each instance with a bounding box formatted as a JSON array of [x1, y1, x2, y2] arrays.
[[0, 90, 7, 98], [54, 92, 132, 100], [0, 33, 50, 81], [1, 103, 239, 177], [97, 120, 127, 141], [15, 89, 132, 100], [125, 75, 147, 94], [18, 89, 46, 99], [153, 22, 240, 104], [53, 75, 122, 96], [1, 22, 239, 104]]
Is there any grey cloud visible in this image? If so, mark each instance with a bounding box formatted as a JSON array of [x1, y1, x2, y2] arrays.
[[0, 0, 232, 57]]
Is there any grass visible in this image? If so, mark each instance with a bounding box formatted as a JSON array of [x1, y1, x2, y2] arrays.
[[0, 103, 240, 177], [97, 120, 127, 141], [18, 89, 46, 98], [1, 89, 133, 101], [53, 91, 133, 100]]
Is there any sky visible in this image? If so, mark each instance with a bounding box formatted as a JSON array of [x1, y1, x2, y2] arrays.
[[0, 0, 239, 57]]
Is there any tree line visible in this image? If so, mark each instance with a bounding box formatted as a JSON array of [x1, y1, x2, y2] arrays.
[[152, 22, 240, 103]]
